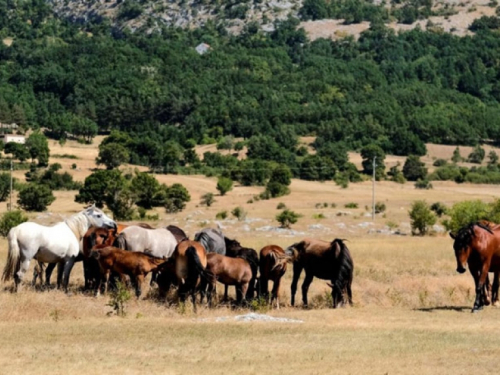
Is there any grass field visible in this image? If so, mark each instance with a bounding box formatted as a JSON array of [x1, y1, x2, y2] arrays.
[[0, 138, 500, 374]]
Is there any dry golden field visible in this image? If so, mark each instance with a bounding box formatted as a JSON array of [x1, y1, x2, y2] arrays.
[[1, 138, 500, 374]]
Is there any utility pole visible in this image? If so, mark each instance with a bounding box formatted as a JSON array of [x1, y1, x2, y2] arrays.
[[9, 159, 12, 211], [372, 156, 376, 221]]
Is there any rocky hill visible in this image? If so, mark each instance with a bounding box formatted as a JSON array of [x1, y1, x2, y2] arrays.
[[46, 0, 499, 39]]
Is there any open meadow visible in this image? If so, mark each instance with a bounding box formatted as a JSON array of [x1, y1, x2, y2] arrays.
[[1, 138, 500, 374]]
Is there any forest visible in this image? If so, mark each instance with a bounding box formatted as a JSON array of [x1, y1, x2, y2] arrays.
[[2, 0, 500, 178]]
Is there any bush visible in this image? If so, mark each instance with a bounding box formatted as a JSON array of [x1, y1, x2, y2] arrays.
[[0, 173, 11, 202], [0, 210, 28, 237], [415, 179, 433, 189], [444, 200, 491, 234], [345, 202, 358, 208], [201, 192, 215, 207], [375, 202, 386, 214], [409, 201, 436, 236], [231, 206, 247, 221], [433, 159, 448, 167], [276, 209, 302, 228], [430, 202, 448, 217], [403, 155, 427, 181], [467, 145, 485, 164], [164, 184, 191, 213], [277, 202, 287, 209], [216, 177, 233, 196], [215, 210, 228, 220], [17, 184, 55, 212], [265, 181, 290, 198]]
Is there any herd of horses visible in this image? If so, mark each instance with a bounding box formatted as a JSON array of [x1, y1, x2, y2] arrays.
[[2, 206, 498, 314], [0, 207, 355, 312]]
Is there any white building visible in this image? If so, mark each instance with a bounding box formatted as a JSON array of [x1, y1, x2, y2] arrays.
[[1, 134, 25, 144]]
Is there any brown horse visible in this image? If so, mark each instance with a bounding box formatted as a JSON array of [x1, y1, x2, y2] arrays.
[[172, 240, 209, 312], [224, 237, 258, 301], [450, 221, 500, 312], [200, 253, 253, 307], [90, 245, 166, 298], [166, 225, 189, 243], [259, 245, 287, 309], [286, 238, 353, 308]]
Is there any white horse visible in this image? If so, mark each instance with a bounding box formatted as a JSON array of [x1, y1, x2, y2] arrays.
[[2, 205, 116, 292]]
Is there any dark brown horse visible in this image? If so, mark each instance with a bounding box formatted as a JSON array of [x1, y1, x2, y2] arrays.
[[450, 221, 500, 312], [286, 238, 353, 308], [223, 237, 258, 301], [90, 245, 166, 298], [200, 253, 252, 307], [259, 245, 287, 309], [172, 240, 210, 312], [166, 225, 188, 243]]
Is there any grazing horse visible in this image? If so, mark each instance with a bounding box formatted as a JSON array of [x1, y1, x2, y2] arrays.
[[450, 221, 500, 312], [259, 245, 288, 309], [90, 245, 167, 298], [201, 253, 253, 307], [2, 205, 116, 292], [224, 237, 258, 300], [172, 240, 210, 313], [194, 228, 226, 255], [285, 238, 354, 308]]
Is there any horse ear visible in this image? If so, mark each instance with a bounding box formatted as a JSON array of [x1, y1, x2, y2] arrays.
[[449, 232, 456, 240], [326, 282, 334, 289]]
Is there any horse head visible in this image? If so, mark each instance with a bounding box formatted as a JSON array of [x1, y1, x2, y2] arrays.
[[84, 205, 117, 230], [450, 223, 491, 274], [284, 242, 304, 261]]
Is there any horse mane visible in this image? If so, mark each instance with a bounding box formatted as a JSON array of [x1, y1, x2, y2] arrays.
[[330, 238, 354, 305], [455, 221, 494, 244], [65, 211, 91, 240]]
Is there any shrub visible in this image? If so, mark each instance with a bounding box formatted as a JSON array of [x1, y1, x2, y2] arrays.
[[409, 201, 436, 236], [277, 202, 286, 209], [313, 213, 325, 220], [345, 202, 358, 209], [164, 184, 191, 213], [17, 184, 55, 212], [415, 179, 433, 189], [403, 156, 427, 181], [265, 181, 290, 198], [107, 280, 131, 317], [276, 209, 302, 228], [0, 173, 11, 202], [0, 210, 28, 237], [201, 192, 215, 207], [216, 177, 233, 196], [433, 159, 448, 167], [430, 202, 448, 217], [215, 210, 228, 220], [231, 206, 246, 221], [451, 147, 463, 163], [375, 202, 386, 214], [467, 145, 485, 164], [444, 200, 491, 234]]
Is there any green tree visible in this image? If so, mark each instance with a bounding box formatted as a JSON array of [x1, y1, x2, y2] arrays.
[[4, 142, 29, 163], [361, 144, 385, 180], [467, 145, 486, 164], [444, 200, 491, 234], [488, 151, 499, 166], [409, 200, 436, 236], [130, 172, 161, 209], [0, 173, 11, 202], [18, 184, 55, 212], [164, 183, 191, 213], [201, 192, 215, 207], [26, 132, 50, 167], [451, 147, 463, 163], [0, 210, 28, 237], [299, 155, 336, 181], [96, 143, 129, 170], [216, 177, 233, 196], [75, 169, 127, 208], [276, 209, 302, 229], [403, 155, 428, 181]]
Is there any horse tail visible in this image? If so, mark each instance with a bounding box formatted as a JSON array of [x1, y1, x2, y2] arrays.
[[115, 233, 127, 249], [331, 239, 354, 307], [2, 228, 21, 282], [270, 251, 288, 273], [186, 246, 212, 282]]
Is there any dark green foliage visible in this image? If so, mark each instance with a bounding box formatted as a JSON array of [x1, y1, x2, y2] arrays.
[[35, 164, 81, 190], [299, 155, 336, 181], [0, 210, 28, 237], [163, 184, 191, 213], [433, 159, 447, 167], [26, 132, 49, 167], [117, 1, 144, 21], [403, 155, 427, 181], [130, 172, 161, 209], [18, 184, 55, 212], [467, 145, 485, 164], [75, 169, 127, 208], [4, 142, 29, 163], [96, 143, 130, 170], [470, 16, 500, 31], [451, 147, 463, 163], [0, 173, 11, 202], [201, 193, 215, 207], [415, 179, 433, 189], [488, 151, 499, 166], [430, 202, 448, 217], [361, 144, 385, 180]]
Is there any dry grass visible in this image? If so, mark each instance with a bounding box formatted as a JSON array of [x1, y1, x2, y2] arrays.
[[1, 138, 500, 373]]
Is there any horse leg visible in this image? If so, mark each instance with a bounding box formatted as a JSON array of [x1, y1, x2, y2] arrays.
[[44, 263, 56, 288], [191, 287, 197, 313], [62, 257, 76, 293], [473, 261, 491, 312], [32, 262, 43, 287], [223, 284, 229, 302], [290, 263, 303, 307], [56, 262, 64, 289], [301, 272, 314, 308], [240, 282, 249, 306], [99, 270, 110, 296], [493, 272, 500, 306], [149, 271, 157, 287], [272, 277, 282, 310], [14, 255, 31, 292]]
